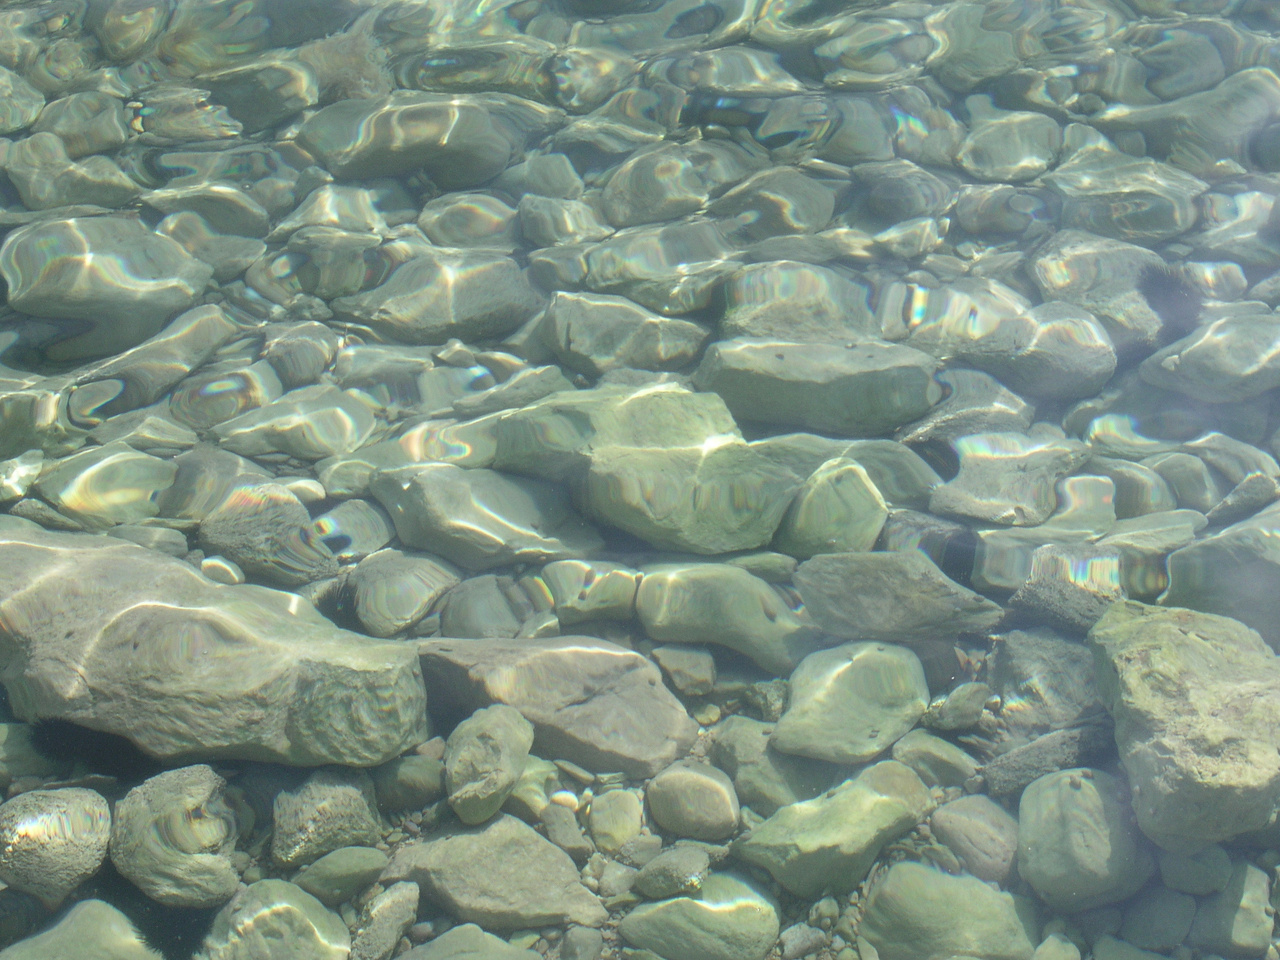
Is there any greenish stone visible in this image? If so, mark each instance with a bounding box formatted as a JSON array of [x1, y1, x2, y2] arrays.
[[1119, 884, 1195, 953], [503, 755, 561, 821], [492, 384, 740, 482], [1157, 845, 1232, 895], [538, 291, 709, 377], [890, 729, 979, 788], [541, 559, 640, 625], [1017, 768, 1153, 912], [709, 716, 834, 818], [793, 550, 1003, 643], [445, 704, 535, 826], [922, 681, 992, 731], [588, 789, 644, 854], [632, 846, 710, 900], [1090, 601, 1280, 849], [372, 754, 445, 813], [694, 337, 941, 437], [1089, 936, 1165, 960], [618, 872, 780, 960], [292, 847, 389, 908], [732, 760, 931, 898], [0, 899, 162, 960], [929, 794, 1019, 885], [34, 440, 177, 530], [858, 862, 1036, 960], [0, 723, 65, 790], [195, 880, 350, 959], [636, 563, 820, 675], [1188, 861, 1274, 957], [773, 458, 887, 559], [399, 923, 541, 960], [645, 761, 740, 842], [586, 440, 795, 554], [771, 643, 928, 765], [272, 769, 382, 870], [749, 435, 941, 509]]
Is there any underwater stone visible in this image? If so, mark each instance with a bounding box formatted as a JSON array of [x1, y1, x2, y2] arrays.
[[0, 787, 110, 908]]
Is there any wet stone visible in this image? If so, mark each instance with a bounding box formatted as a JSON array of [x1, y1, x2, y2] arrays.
[[272, 768, 382, 870], [0, 899, 160, 960], [540, 559, 639, 624], [645, 760, 740, 842], [957, 96, 1061, 182], [445, 704, 535, 826], [793, 550, 1003, 643], [633, 845, 710, 900], [0, 216, 213, 362], [618, 872, 780, 960], [418, 192, 521, 250], [373, 755, 445, 815], [929, 794, 1019, 886], [587, 787, 644, 854], [292, 847, 390, 908], [382, 814, 607, 929], [0, 66, 44, 135], [4, 131, 141, 210], [1188, 861, 1273, 957], [539, 291, 709, 377], [0, 787, 110, 908], [890, 729, 979, 789], [771, 642, 928, 765], [773, 457, 888, 560], [1140, 310, 1280, 402], [372, 463, 602, 572], [196, 879, 350, 960], [35, 440, 177, 530], [696, 338, 941, 438], [732, 760, 931, 899], [198, 482, 338, 588], [348, 548, 459, 637], [399, 924, 540, 960], [1120, 885, 1196, 954], [720, 261, 876, 344], [636, 563, 820, 676], [351, 880, 420, 960], [313, 497, 395, 562], [1157, 845, 1232, 896], [439, 574, 529, 640]]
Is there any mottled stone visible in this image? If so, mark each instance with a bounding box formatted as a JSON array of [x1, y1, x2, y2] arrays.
[[418, 637, 696, 778], [272, 769, 382, 869], [199, 482, 338, 587], [0, 787, 109, 908], [382, 814, 607, 928]]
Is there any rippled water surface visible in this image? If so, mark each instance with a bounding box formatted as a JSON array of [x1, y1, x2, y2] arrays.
[[1, 0, 1279, 958]]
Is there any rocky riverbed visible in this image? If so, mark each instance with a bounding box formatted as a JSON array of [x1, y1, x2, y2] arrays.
[[1, 0, 1280, 959]]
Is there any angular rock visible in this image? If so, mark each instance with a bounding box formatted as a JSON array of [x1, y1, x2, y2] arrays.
[[34, 441, 177, 531], [418, 636, 696, 778], [399, 924, 540, 960], [348, 548, 460, 638], [618, 872, 780, 960], [732, 760, 931, 898], [352, 881, 419, 960], [695, 337, 941, 437], [0, 517, 427, 767], [293, 847, 390, 908], [371, 463, 602, 571], [771, 643, 928, 765], [1188, 861, 1273, 958], [793, 550, 1003, 643], [381, 814, 607, 928], [857, 861, 1036, 960], [212, 384, 377, 461], [1089, 601, 1280, 850], [890, 729, 979, 788], [721, 260, 876, 344]]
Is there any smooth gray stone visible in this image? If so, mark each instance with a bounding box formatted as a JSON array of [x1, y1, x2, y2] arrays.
[[1008, 542, 1125, 635], [1119, 885, 1195, 953], [199, 482, 338, 587], [349, 548, 459, 637], [929, 431, 1089, 527], [203, 56, 318, 132], [956, 96, 1061, 182], [0, 216, 212, 362], [1090, 601, 1280, 850], [583, 220, 741, 315], [694, 337, 941, 437], [109, 765, 239, 909], [923, 2, 1022, 91], [645, 760, 740, 842], [858, 862, 1036, 960], [587, 788, 644, 855], [382, 814, 607, 929], [540, 802, 593, 863], [372, 755, 445, 813], [750, 435, 941, 510], [106, 524, 189, 558], [146, 182, 272, 239], [633, 845, 711, 900], [709, 167, 834, 242], [1018, 768, 1154, 912], [773, 457, 888, 559], [418, 636, 696, 778], [0, 518, 427, 767], [292, 846, 389, 908], [272, 769, 382, 869], [0, 788, 110, 908], [332, 248, 541, 344], [889, 729, 978, 789], [371, 462, 602, 572], [619, 871, 779, 960], [518, 194, 612, 246], [195, 879, 350, 960], [709, 716, 834, 818], [771, 643, 928, 765], [560, 925, 605, 960], [439, 574, 528, 640], [399, 923, 540, 960], [0, 65, 43, 135], [720, 261, 876, 343], [793, 550, 1003, 643], [0, 899, 161, 960], [987, 628, 1105, 746], [895, 367, 1034, 446], [418, 191, 519, 248], [732, 761, 931, 898], [1188, 861, 1273, 957], [35, 440, 177, 531], [445, 704, 535, 826], [636, 563, 821, 676], [538, 290, 709, 377], [1140, 311, 1280, 402], [351, 881, 419, 960], [213, 383, 378, 461], [4, 132, 140, 210], [929, 794, 1019, 885], [921, 681, 992, 732], [541, 559, 639, 625]]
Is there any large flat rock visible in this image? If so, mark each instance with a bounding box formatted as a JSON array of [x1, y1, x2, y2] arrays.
[[1089, 601, 1280, 851], [417, 636, 696, 778], [0, 517, 427, 767]]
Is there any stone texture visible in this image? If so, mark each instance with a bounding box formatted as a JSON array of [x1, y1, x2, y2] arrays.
[[272, 769, 382, 869], [195, 879, 350, 960], [1089, 601, 1280, 850], [645, 761, 740, 842], [445, 704, 535, 826], [618, 871, 780, 960], [0, 899, 161, 960], [0, 787, 110, 908], [0, 518, 427, 767], [418, 637, 696, 778], [381, 814, 607, 929]]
